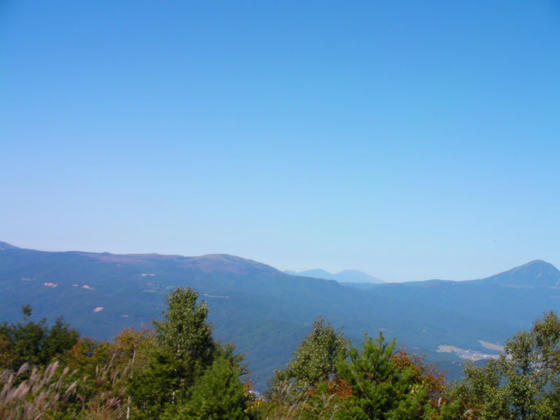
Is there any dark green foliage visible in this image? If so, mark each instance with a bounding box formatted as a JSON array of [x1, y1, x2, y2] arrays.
[[22, 304, 31, 319], [163, 356, 250, 419], [41, 317, 81, 362], [128, 348, 182, 418], [129, 288, 218, 417], [154, 287, 216, 382], [0, 290, 251, 419], [2, 284, 560, 419], [334, 333, 449, 419], [264, 326, 454, 419], [0, 306, 79, 370], [336, 333, 399, 419], [273, 317, 347, 389], [453, 311, 560, 419], [128, 288, 250, 419]]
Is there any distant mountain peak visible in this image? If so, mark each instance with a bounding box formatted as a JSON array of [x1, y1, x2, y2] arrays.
[[515, 259, 558, 271], [506, 260, 559, 276], [289, 268, 383, 284], [0, 241, 17, 251], [480, 260, 560, 287]]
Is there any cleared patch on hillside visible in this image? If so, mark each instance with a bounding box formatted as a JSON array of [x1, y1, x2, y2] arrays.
[[478, 340, 504, 352], [437, 345, 499, 361]]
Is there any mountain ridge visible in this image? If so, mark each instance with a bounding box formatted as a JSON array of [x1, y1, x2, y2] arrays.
[[288, 268, 384, 284], [476, 259, 560, 287], [1, 241, 559, 390], [3, 241, 556, 286], [0, 241, 18, 251]]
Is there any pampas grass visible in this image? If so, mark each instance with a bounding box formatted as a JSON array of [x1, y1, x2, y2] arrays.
[[0, 353, 134, 419]]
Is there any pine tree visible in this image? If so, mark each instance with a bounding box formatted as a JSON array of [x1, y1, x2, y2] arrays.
[[129, 288, 217, 417], [163, 356, 250, 419], [335, 333, 451, 419], [273, 317, 347, 389]]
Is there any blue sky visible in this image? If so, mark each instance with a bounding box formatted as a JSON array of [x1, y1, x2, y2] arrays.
[[1, 1, 559, 282]]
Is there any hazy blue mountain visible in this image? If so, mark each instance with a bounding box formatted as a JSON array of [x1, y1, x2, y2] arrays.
[[289, 268, 383, 284], [336, 269, 384, 284], [1, 241, 558, 390], [289, 268, 336, 280], [0, 241, 17, 250], [470, 260, 560, 287]]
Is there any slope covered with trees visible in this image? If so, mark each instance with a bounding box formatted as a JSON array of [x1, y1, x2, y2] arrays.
[[1, 242, 559, 390], [0, 288, 253, 419], [2, 287, 560, 419]]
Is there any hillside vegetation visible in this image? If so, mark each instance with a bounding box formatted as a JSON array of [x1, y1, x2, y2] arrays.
[[1, 242, 559, 390], [1, 287, 560, 419]]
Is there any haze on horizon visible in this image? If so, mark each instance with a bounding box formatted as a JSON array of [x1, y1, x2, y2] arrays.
[[1, 1, 559, 282]]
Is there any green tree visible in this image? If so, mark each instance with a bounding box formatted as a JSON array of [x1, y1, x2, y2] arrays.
[[129, 288, 218, 417], [454, 311, 560, 419], [273, 317, 347, 389], [0, 306, 79, 370], [163, 355, 251, 420], [40, 317, 80, 363], [334, 333, 452, 419], [154, 287, 216, 377], [263, 329, 454, 420]]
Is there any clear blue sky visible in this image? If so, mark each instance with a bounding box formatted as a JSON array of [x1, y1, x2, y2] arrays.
[[1, 1, 559, 282]]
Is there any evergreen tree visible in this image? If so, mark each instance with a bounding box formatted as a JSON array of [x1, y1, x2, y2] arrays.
[[335, 333, 452, 419], [163, 356, 251, 420], [154, 287, 216, 378], [273, 317, 347, 389], [129, 288, 218, 417]]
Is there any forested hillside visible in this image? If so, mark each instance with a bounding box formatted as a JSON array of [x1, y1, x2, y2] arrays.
[[2, 287, 560, 419], [1, 242, 558, 390]]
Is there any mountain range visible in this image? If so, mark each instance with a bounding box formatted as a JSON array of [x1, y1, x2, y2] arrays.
[[286, 269, 383, 284], [0, 240, 558, 390]]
